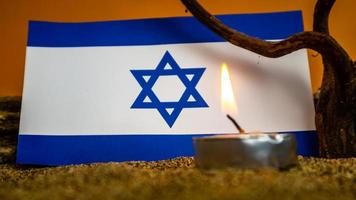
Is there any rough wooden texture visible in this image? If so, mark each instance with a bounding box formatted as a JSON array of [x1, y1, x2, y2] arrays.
[[181, 0, 356, 158], [0, 96, 21, 133], [0, 96, 20, 164], [0, 96, 21, 113]]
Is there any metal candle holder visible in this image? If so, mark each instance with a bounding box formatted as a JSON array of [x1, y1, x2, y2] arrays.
[[194, 133, 297, 169], [193, 116, 298, 169]]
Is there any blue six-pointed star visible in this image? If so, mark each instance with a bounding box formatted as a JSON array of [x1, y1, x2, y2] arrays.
[[130, 51, 209, 127]]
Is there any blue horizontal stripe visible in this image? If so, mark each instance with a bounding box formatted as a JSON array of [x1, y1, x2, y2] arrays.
[[17, 131, 318, 166], [28, 11, 303, 47]]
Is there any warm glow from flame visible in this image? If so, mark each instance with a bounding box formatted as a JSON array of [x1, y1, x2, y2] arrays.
[[221, 63, 237, 117]]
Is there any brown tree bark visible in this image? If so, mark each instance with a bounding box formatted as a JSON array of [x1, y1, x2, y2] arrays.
[[181, 0, 355, 158]]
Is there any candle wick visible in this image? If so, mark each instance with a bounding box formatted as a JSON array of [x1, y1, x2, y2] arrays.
[[226, 114, 245, 134]]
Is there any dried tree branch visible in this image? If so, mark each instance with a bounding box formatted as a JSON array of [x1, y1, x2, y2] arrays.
[[181, 0, 353, 85], [181, 0, 356, 158], [181, 0, 345, 59], [313, 0, 335, 33]]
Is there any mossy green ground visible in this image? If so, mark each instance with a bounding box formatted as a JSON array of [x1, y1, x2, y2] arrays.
[[0, 97, 355, 200]]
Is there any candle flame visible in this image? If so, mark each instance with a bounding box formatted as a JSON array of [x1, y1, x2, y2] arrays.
[[221, 63, 237, 117]]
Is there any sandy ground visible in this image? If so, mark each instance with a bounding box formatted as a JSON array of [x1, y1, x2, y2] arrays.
[[0, 157, 355, 200]]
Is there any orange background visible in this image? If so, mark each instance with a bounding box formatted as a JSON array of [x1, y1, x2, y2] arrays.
[[0, 0, 355, 95]]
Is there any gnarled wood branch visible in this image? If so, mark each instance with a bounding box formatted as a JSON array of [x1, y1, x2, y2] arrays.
[[181, 0, 356, 158], [181, 0, 347, 59], [313, 0, 335, 33], [181, 0, 353, 95]]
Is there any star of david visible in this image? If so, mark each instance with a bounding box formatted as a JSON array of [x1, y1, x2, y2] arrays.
[[130, 51, 209, 127]]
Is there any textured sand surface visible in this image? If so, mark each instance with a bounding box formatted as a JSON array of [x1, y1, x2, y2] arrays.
[[0, 157, 355, 200]]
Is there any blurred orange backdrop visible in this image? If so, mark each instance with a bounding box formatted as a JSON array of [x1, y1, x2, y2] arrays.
[[0, 0, 355, 95]]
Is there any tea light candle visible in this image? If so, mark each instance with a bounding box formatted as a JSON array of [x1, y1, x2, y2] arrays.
[[194, 132, 298, 169], [193, 63, 298, 169]]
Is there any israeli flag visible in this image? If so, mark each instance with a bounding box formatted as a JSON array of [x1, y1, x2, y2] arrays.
[[18, 11, 318, 165]]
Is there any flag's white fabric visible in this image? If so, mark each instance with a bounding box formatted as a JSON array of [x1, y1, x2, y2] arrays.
[[21, 43, 314, 135]]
